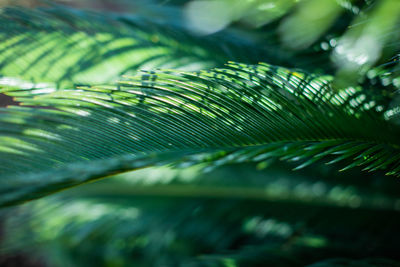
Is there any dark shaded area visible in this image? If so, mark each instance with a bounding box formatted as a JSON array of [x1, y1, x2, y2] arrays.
[[0, 254, 44, 267], [0, 94, 17, 107], [0, 218, 45, 267]]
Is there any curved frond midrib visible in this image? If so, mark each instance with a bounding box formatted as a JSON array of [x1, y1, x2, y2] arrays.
[[1, 62, 400, 207]]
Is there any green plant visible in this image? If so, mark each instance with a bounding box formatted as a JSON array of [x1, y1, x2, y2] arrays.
[[0, 1, 400, 266]]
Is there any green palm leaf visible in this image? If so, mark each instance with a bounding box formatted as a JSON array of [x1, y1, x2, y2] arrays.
[[1, 62, 399, 207], [0, 6, 266, 87]]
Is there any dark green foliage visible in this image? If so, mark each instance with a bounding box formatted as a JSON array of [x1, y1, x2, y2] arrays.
[[3, 162, 400, 266], [0, 1, 400, 266]]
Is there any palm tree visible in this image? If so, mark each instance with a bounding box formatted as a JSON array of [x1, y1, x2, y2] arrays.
[[0, 0, 400, 266]]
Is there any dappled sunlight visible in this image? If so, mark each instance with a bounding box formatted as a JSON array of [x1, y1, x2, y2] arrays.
[[0, 0, 400, 266]]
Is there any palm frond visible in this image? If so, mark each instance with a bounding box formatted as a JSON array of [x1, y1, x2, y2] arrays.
[[0, 62, 399, 206], [0, 5, 266, 87], [1, 2, 400, 266]]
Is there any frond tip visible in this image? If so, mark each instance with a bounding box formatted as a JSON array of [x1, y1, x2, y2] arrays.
[[1, 62, 400, 206]]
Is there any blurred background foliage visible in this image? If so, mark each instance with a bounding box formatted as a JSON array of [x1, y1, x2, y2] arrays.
[[3, 162, 400, 266], [0, 0, 400, 266]]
